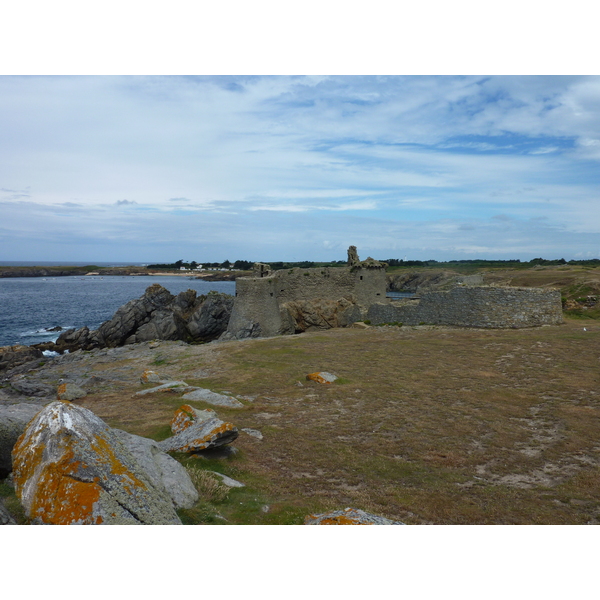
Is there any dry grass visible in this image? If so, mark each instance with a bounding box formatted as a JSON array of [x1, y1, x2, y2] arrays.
[[66, 315, 600, 524], [185, 467, 230, 502]]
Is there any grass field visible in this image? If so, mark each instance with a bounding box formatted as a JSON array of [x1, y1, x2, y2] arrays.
[[60, 316, 600, 525]]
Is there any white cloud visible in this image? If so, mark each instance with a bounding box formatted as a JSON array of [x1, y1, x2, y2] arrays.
[[1, 75, 600, 261]]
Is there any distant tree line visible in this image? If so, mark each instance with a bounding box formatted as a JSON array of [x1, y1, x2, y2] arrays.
[[147, 257, 600, 272], [146, 259, 255, 270], [384, 257, 600, 268]]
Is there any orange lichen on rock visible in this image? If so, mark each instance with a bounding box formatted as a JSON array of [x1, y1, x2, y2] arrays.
[[304, 507, 405, 525], [140, 370, 160, 384], [57, 382, 87, 401], [307, 514, 367, 525], [27, 449, 104, 525], [178, 421, 237, 452], [306, 372, 338, 384], [159, 416, 238, 453], [170, 405, 216, 434], [12, 401, 181, 524]]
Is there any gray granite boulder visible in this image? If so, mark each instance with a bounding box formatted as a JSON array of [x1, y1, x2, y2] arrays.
[[12, 401, 181, 524], [113, 429, 198, 509]]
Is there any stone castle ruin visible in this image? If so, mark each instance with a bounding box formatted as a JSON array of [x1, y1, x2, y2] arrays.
[[223, 246, 563, 339]]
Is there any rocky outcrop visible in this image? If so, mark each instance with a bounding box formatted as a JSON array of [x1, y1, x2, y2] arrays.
[[0, 345, 43, 372], [0, 403, 43, 478], [9, 380, 55, 397], [12, 401, 182, 524], [281, 297, 363, 333], [53, 285, 234, 352]]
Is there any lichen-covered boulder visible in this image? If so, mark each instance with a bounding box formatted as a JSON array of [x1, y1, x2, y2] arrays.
[[12, 401, 181, 524], [306, 372, 338, 384], [140, 370, 162, 384], [158, 413, 238, 454], [171, 405, 216, 434], [57, 382, 87, 401], [0, 403, 43, 478], [304, 507, 405, 525]]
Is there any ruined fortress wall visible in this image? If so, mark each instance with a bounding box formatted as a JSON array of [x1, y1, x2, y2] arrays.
[[225, 266, 387, 338], [226, 277, 287, 338], [269, 266, 386, 306], [367, 287, 563, 328]]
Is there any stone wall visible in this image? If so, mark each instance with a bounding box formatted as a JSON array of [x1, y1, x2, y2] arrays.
[[367, 286, 563, 328], [224, 264, 387, 338]]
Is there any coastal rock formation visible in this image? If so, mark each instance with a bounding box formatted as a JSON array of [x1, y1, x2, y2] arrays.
[[0, 345, 43, 372], [0, 403, 43, 478], [54, 284, 234, 352], [12, 401, 182, 524]]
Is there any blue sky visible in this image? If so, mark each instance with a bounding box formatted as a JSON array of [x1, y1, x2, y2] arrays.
[[1, 75, 600, 263]]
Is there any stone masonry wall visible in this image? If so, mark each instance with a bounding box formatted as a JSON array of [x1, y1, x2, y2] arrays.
[[224, 265, 387, 338], [367, 287, 563, 328]]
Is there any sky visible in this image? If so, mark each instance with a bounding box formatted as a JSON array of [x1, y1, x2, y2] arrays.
[[2, 74, 600, 263]]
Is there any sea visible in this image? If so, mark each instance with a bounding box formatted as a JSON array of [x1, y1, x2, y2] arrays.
[[0, 275, 236, 348]]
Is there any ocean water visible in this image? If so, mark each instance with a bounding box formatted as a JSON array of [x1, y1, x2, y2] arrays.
[[0, 276, 235, 348]]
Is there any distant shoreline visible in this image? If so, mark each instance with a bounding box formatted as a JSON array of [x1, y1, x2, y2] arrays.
[[0, 265, 245, 281]]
